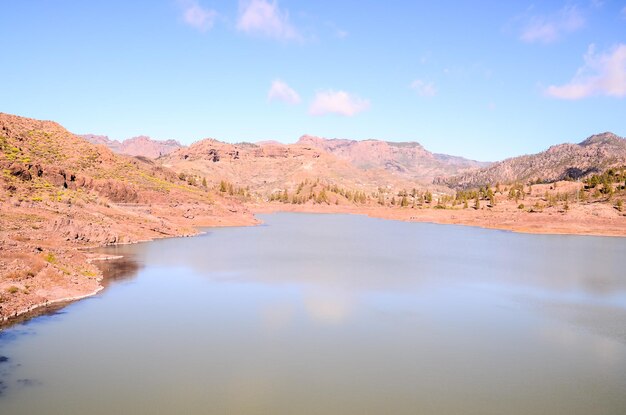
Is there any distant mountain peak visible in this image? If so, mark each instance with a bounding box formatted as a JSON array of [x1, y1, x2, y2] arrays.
[[296, 134, 487, 182], [80, 134, 183, 158], [438, 132, 626, 189], [579, 132, 623, 147]]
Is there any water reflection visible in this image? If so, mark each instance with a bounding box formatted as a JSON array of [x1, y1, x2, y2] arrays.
[[303, 288, 355, 324], [100, 214, 626, 301], [93, 255, 143, 287]]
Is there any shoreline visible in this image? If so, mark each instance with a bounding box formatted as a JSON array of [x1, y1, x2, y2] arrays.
[[2, 204, 625, 329], [251, 203, 626, 238], [0, 255, 124, 327], [0, 219, 256, 329], [0, 286, 104, 327]]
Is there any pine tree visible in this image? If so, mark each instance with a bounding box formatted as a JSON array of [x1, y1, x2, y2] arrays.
[[487, 188, 495, 206], [425, 191, 433, 203]]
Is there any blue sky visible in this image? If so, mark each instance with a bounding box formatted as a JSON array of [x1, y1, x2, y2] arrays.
[[1, 1, 625, 161]]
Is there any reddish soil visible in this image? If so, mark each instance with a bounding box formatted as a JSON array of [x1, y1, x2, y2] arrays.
[[0, 198, 256, 326]]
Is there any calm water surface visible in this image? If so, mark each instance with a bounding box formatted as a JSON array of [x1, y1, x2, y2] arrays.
[[1, 213, 626, 414]]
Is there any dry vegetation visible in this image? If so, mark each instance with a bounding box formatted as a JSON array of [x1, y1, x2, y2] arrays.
[[0, 113, 255, 323]]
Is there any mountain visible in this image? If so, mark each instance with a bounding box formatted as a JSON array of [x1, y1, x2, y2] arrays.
[[1, 113, 250, 234], [85, 133, 488, 189], [436, 132, 626, 189], [161, 138, 428, 196], [81, 134, 183, 158], [297, 135, 490, 183], [1, 113, 253, 320]]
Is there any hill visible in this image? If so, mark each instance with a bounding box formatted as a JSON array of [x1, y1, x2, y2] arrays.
[[0, 113, 253, 322], [160, 138, 434, 199], [436, 132, 626, 189], [297, 135, 489, 183]]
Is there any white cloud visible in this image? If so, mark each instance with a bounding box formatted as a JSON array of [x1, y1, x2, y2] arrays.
[[268, 80, 301, 105], [410, 79, 437, 97], [546, 44, 626, 99], [309, 90, 370, 116], [336, 29, 349, 39], [180, 0, 217, 32], [236, 0, 300, 41], [520, 5, 585, 44]]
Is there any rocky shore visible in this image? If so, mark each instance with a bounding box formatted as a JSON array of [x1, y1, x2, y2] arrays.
[[0, 198, 256, 327]]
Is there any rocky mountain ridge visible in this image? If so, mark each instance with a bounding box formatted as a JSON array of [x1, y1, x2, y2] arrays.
[[162, 137, 423, 195], [1, 113, 251, 243], [80, 134, 183, 158], [436, 132, 626, 189], [12, 113, 626, 195], [296, 135, 490, 182], [81, 131, 489, 185]]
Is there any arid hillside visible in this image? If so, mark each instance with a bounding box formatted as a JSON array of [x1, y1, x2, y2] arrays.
[[160, 138, 434, 199], [437, 132, 626, 189], [0, 113, 253, 321], [297, 135, 490, 182], [81, 134, 183, 158]]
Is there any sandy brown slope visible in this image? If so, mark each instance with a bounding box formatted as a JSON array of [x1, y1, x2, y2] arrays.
[[437, 132, 626, 189], [0, 113, 254, 322], [160, 138, 433, 197], [297, 135, 489, 183]]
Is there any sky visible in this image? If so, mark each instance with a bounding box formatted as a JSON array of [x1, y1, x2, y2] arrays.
[[1, 1, 625, 161]]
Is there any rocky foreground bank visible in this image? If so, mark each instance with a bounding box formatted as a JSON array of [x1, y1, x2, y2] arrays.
[[0, 198, 256, 326]]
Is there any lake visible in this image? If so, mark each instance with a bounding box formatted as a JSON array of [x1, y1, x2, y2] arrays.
[[1, 213, 626, 414]]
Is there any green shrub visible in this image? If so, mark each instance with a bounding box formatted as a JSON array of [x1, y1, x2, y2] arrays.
[[44, 252, 57, 263]]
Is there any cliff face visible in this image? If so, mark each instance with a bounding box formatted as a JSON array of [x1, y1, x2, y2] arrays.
[[161, 138, 418, 194], [436, 133, 626, 189]]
